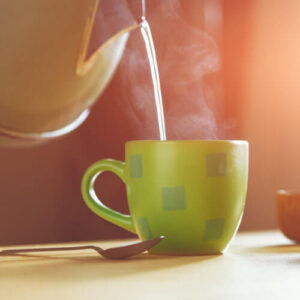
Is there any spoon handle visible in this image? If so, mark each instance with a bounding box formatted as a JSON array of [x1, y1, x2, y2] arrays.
[[0, 245, 95, 255]]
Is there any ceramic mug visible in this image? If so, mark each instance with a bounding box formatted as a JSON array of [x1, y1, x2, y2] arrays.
[[81, 140, 248, 255]]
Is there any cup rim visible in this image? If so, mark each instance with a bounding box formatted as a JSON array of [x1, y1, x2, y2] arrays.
[[126, 139, 248, 145], [277, 189, 300, 197]]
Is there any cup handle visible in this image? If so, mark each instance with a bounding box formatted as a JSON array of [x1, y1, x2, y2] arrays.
[[81, 159, 136, 234]]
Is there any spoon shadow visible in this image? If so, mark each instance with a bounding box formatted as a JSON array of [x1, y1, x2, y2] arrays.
[[0, 251, 221, 282]]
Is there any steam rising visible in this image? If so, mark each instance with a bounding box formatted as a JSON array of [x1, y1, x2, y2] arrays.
[[121, 0, 221, 140]]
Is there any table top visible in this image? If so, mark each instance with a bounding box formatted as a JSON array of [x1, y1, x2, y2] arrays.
[[1, 230, 299, 300]]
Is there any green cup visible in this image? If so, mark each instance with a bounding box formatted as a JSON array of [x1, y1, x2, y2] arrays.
[[81, 140, 248, 255]]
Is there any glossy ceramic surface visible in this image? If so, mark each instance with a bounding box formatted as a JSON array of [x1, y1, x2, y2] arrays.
[[81, 140, 249, 255]]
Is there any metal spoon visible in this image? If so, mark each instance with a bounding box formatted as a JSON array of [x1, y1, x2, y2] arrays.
[[0, 236, 164, 259]]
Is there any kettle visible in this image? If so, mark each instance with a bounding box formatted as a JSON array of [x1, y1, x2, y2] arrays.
[[0, 0, 139, 145]]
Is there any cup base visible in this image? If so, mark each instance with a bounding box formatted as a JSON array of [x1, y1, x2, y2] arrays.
[[148, 249, 224, 256]]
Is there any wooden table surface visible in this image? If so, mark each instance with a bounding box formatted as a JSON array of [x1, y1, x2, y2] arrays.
[[1, 230, 299, 300]]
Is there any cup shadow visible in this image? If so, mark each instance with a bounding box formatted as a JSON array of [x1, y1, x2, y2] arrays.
[[248, 243, 300, 254]]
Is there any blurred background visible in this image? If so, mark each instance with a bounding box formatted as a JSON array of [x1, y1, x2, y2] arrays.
[[1, 0, 299, 245]]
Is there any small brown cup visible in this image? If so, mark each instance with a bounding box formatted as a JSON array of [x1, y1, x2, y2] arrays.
[[277, 190, 300, 243]]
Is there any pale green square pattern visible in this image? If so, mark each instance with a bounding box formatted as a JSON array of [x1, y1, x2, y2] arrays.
[[206, 152, 227, 176], [203, 218, 225, 241], [130, 155, 143, 178], [162, 186, 186, 210], [135, 217, 152, 239]]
